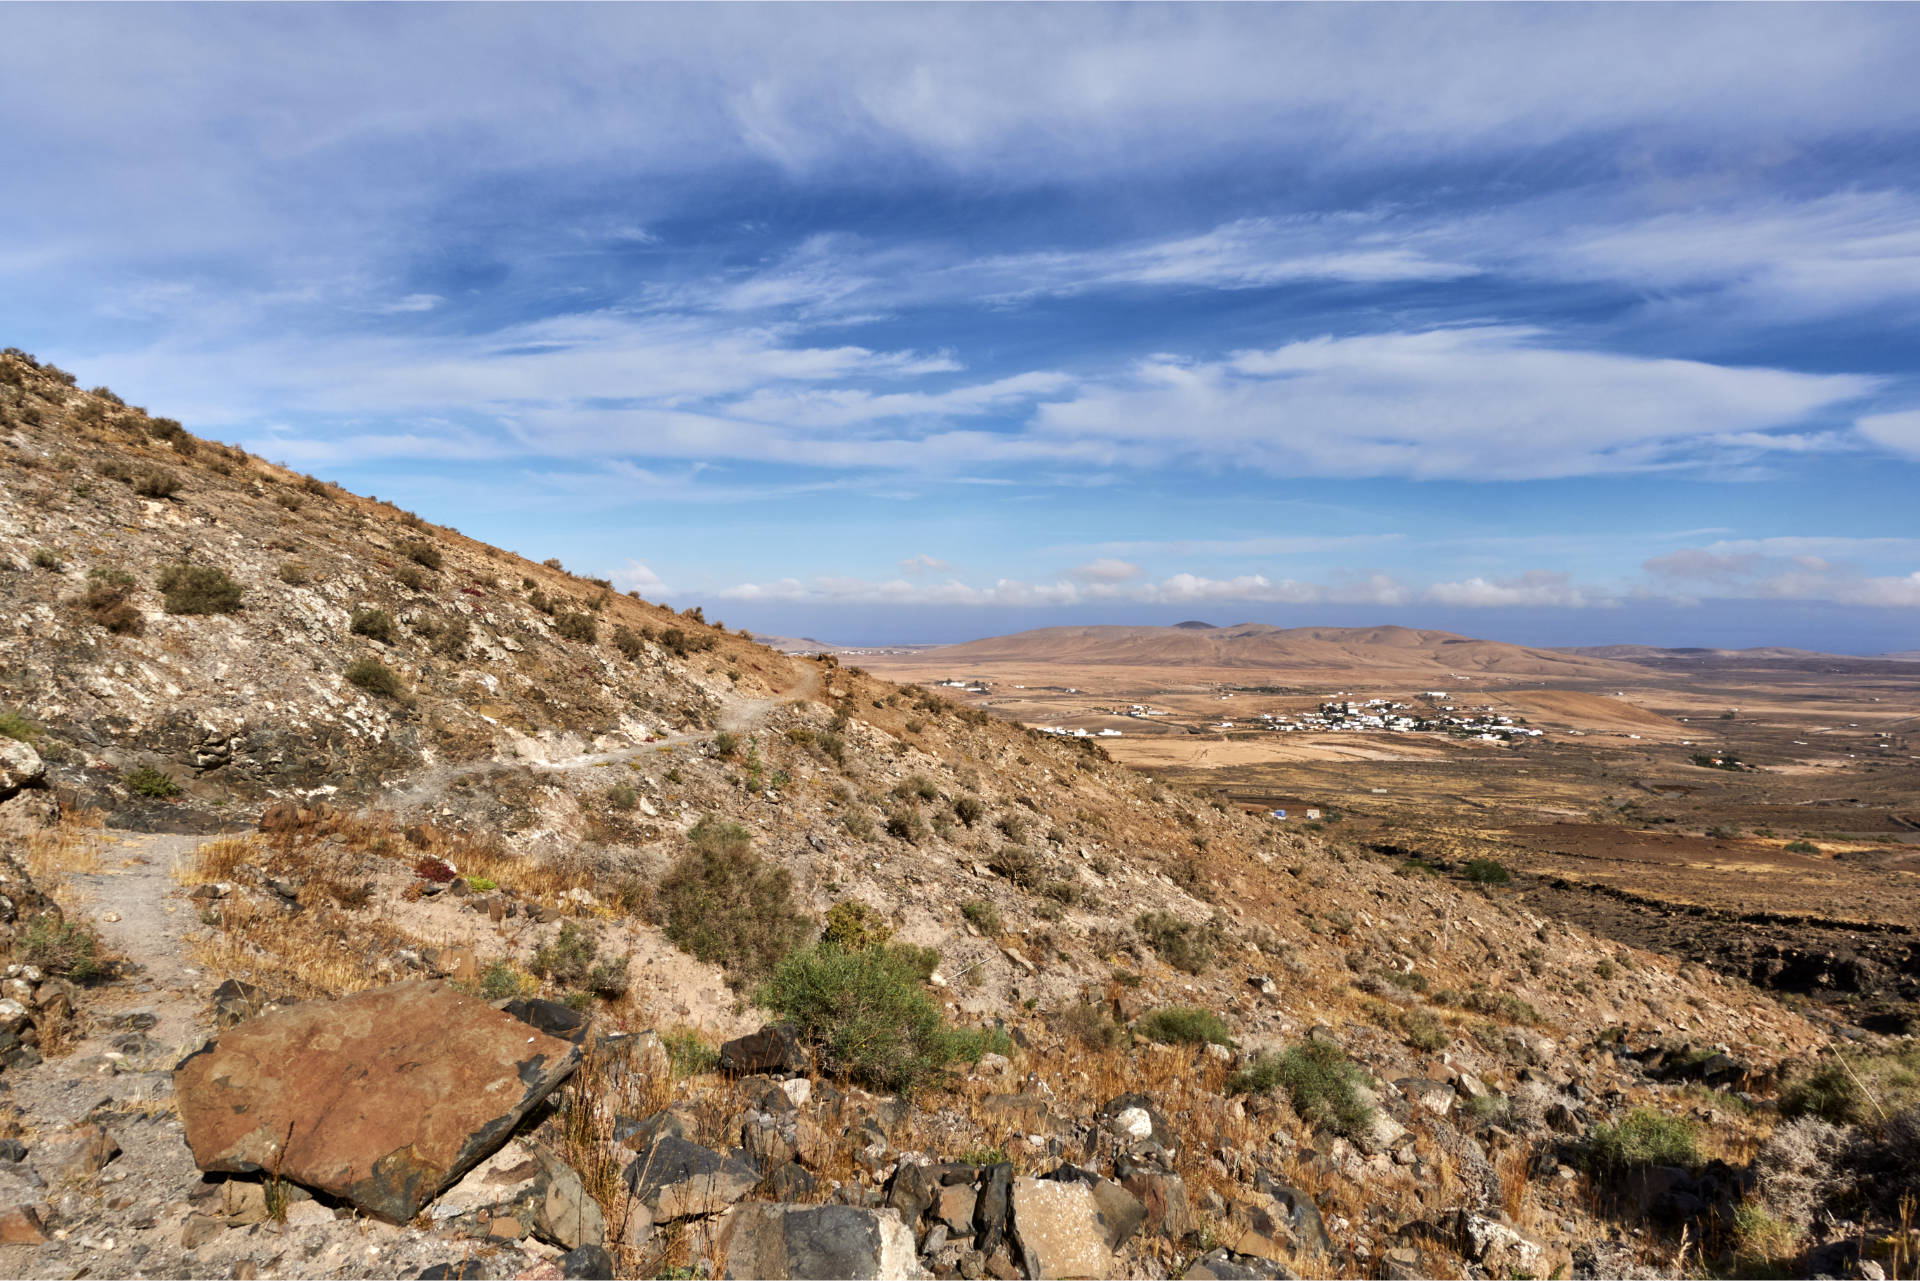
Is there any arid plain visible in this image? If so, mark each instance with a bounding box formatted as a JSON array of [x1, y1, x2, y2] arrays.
[[868, 624, 1920, 1032]]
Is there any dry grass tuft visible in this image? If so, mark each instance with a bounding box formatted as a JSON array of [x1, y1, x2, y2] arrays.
[[21, 810, 106, 889]]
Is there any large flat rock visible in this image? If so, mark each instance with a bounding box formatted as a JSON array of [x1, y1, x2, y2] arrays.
[[175, 980, 580, 1223]]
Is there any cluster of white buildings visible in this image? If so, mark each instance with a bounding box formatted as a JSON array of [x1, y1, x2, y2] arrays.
[[1035, 725, 1124, 738], [1241, 697, 1545, 742]]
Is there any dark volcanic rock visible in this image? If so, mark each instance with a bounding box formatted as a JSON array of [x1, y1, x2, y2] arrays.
[[718, 1202, 925, 1279], [719, 1023, 809, 1076], [174, 980, 580, 1223], [502, 997, 592, 1044]]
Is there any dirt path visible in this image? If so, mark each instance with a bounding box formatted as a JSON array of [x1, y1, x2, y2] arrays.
[[71, 831, 210, 1055]]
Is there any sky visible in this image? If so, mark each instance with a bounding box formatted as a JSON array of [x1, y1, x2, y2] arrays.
[[4, 4, 1920, 652]]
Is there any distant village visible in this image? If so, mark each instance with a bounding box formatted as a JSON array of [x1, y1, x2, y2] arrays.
[[926, 679, 1547, 744]]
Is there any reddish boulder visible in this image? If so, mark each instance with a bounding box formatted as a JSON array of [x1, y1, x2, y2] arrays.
[[175, 980, 579, 1223]]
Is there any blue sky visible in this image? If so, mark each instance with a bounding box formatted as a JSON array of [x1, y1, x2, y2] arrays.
[[5, 4, 1920, 651]]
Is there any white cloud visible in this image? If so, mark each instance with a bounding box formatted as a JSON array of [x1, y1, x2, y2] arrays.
[[612, 559, 670, 596], [1034, 326, 1878, 480], [1067, 558, 1141, 583], [1645, 541, 1920, 606], [1857, 408, 1920, 459], [713, 568, 1411, 608], [900, 554, 950, 576], [374, 293, 444, 314], [1424, 571, 1607, 608]]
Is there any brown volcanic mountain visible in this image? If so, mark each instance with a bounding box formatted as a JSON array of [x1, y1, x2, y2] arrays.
[[917, 622, 1645, 679]]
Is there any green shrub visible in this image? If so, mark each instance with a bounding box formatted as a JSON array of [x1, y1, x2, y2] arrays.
[[612, 625, 644, 660], [132, 466, 181, 498], [885, 807, 927, 844], [823, 900, 894, 951], [30, 547, 62, 570], [554, 611, 597, 643], [895, 774, 940, 803], [841, 808, 875, 840], [1136, 1005, 1233, 1047], [1464, 989, 1540, 1025], [529, 921, 630, 997], [607, 782, 637, 811], [477, 960, 535, 1000], [1781, 1061, 1864, 1124], [1135, 910, 1221, 974], [345, 658, 403, 699], [712, 730, 739, 757], [276, 560, 310, 586], [0, 711, 38, 742], [756, 943, 973, 1094], [157, 563, 243, 615], [663, 1030, 719, 1077], [392, 563, 429, 591], [1594, 959, 1617, 981], [1242, 1041, 1375, 1137], [989, 843, 1042, 888], [961, 899, 1003, 935], [1784, 839, 1820, 854], [15, 917, 106, 982], [656, 816, 810, 986], [400, 539, 442, 569], [350, 608, 395, 642], [125, 765, 181, 798], [952, 795, 985, 827], [1464, 858, 1511, 885], [1399, 1008, 1450, 1052], [1587, 1108, 1700, 1174]]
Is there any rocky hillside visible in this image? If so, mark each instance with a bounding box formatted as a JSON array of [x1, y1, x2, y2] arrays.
[[0, 348, 1900, 1281]]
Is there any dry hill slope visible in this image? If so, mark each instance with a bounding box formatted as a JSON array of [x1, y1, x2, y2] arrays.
[[0, 348, 1885, 1281]]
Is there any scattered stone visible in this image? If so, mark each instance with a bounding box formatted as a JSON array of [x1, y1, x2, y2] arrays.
[[973, 1162, 1012, 1254], [560, 1243, 615, 1279], [718, 1202, 930, 1280], [1181, 1247, 1293, 1279], [175, 980, 580, 1222], [179, 1212, 224, 1250], [719, 1023, 809, 1077], [0, 739, 44, 800], [1010, 1176, 1112, 1280], [503, 997, 591, 1045], [624, 1135, 759, 1222], [0, 1205, 48, 1245]]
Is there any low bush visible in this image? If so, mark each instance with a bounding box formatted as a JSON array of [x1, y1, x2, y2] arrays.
[[132, 466, 181, 498], [712, 730, 739, 757], [1136, 1005, 1233, 1047], [1463, 858, 1511, 885], [656, 816, 810, 986], [1464, 988, 1541, 1025], [554, 612, 597, 643], [961, 899, 1003, 934], [1784, 839, 1820, 854], [1135, 910, 1222, 974], [530, 921, 630, 998], [1587, 1107, 1700, 1174], [1399, 1007, 1450, 1052], [344, 658, 403, 699], [477, 960, 535, 1001], [157, 563, 243, 615], [988, 842, 1042, 888], [1239, 1041, 1376, 1137], [400, 540, 442, 569], [756, 943, 973, 1094], [822, 900, 894, 951], [607, 782, 637, 811], [0, 711, 37, 742], [895, 774, 940, 803], [952, 794, 985, 827], [841, 808, 875, 840], [1059, 1000, 1128, 1050], [31, 547, 62, 571], [612, 625, 644, 660], [350, 608, 395, 642], [885, 806, 927, 844], [277, 560, 310, 586], [77, 568, 142, 634], [393, 563, 429, 591], [663, 1030, 719, 1077], [125, 765, 181, 798], [15, 917, 106, 982]]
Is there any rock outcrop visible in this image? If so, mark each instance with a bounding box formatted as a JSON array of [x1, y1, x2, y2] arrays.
[[174, 980, 580, 1222]]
